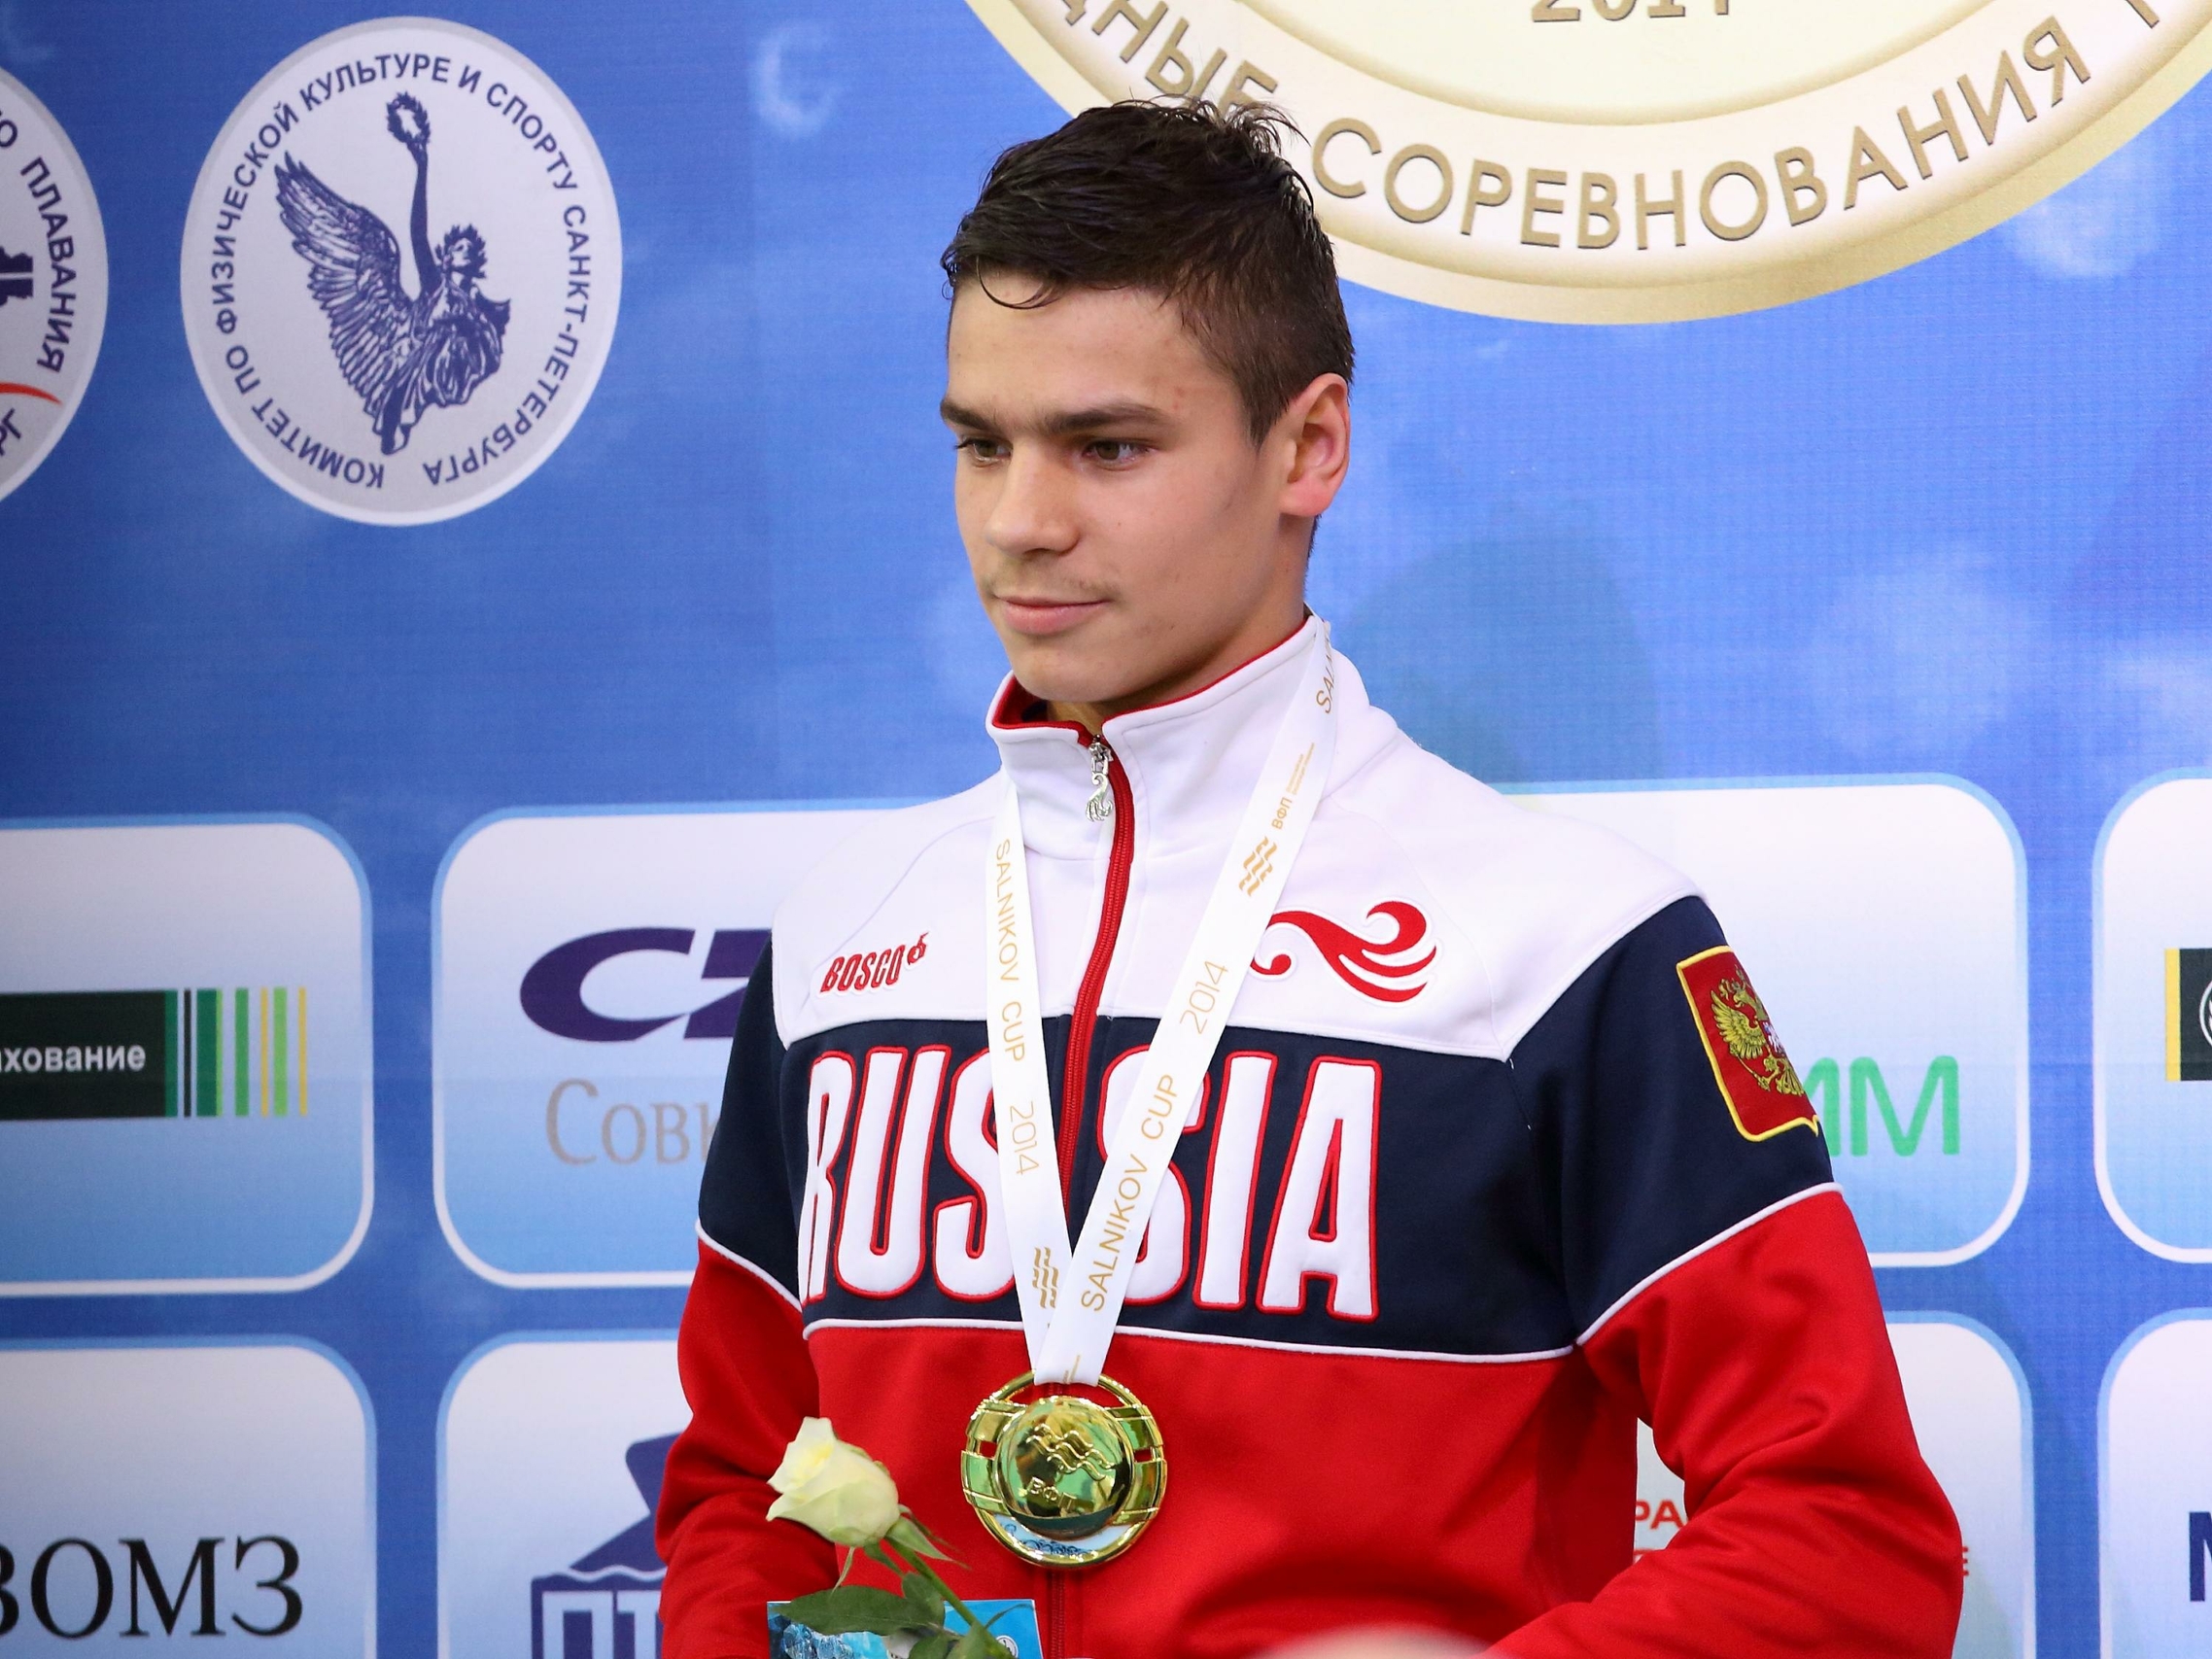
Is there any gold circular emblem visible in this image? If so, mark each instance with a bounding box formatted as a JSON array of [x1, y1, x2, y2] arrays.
[[963, 0, 2212, 322], [960, 1372, 1166, 1567]]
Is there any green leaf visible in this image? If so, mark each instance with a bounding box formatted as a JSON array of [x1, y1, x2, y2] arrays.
[[901, 1570, 945, 1625], [910, 1635, 953, 1659], [950, 1623, 1005, 1659], [778, 1586, 930, 1638], [889, 1515, 953, 1562]]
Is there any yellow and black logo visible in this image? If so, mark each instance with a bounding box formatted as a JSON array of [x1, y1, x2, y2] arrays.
[[2167, 950, 2212, 1083]]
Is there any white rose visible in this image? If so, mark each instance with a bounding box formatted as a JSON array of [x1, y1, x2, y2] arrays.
[[766, 1417, 903, 1546]]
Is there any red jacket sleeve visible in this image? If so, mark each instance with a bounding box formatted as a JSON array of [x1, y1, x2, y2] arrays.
[[1499, 899, 1962, 1655], [657, 1245, 834, 1659], [657, 940, 838, 1658], [1503, 1191, 1964, 1657]]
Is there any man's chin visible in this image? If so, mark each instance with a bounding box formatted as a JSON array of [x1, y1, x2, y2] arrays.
[[996, 635, 1149, 711]]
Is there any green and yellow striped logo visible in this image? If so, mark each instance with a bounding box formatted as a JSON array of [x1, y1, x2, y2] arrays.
[[163, 986, 310, 1119], [0, 989, 308, 1122]]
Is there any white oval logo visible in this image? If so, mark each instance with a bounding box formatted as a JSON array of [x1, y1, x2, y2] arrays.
[[180, 17, 621, 524], [0, 68, 108, 503], [964, 0, 2212, 321]]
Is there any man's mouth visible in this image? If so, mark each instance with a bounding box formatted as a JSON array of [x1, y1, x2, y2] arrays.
[[996, 595, 1109, 637]]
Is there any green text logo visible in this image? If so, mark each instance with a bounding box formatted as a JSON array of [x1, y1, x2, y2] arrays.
[[1804, 1056, 1958, 1157]]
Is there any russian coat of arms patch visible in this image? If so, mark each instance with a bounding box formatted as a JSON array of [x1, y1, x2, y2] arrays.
[[1676, 946, 1817, 1143]]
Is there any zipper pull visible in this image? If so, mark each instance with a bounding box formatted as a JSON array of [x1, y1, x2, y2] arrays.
[[1085, 738, 1114, 823]]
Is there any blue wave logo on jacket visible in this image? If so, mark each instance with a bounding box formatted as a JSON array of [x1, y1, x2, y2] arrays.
[[275, 92, 510, 455]]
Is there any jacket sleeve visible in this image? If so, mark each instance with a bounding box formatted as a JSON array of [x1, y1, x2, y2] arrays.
[[1500, 898, 1964, 1658], [657, 941, 837, 1659]]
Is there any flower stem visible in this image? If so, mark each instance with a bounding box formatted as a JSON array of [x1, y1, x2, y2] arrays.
[[923, 1562, 988, 1635], [880, 1539, 987, 1636]]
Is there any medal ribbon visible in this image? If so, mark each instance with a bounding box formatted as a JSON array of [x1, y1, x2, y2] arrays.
[[985, 625, 1338, 1385]]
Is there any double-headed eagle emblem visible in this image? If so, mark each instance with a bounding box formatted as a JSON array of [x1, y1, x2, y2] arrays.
[[1709, 975, 1807, 1096]]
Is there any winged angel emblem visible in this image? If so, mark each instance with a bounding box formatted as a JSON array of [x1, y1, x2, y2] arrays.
[[274, 92, 510, 455]]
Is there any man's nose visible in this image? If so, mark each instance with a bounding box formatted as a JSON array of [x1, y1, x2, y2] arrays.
[[985, 446, 1078, 558]]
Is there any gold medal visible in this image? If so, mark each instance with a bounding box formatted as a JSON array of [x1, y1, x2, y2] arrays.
[[960, 1372, 1165, 1567]]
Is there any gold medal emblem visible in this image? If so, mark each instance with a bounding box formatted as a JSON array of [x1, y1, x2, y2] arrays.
[[960, 1373, 1165, 1567]]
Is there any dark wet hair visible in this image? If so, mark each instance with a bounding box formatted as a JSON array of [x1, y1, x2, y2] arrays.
[[941, 99, 1353, 443]]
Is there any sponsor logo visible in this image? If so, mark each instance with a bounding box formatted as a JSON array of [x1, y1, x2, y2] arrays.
[[0, 1343, 368, 1648], [0, 988, 309, 1122], [0, 67, 108, 501], [1532, 779, 2025, 1264], [1253, 901, 1435, 1003], [2105, 1318, 2212, 1649], [181, 18, 621, 524], [529, 1434, 670, 1659], [1632, 1492, 1686, 1563], [2166, 947, 2212, 1082], [517, 928, 768, 1170], [1805, 1056, 1960, 1158], [969, 1, 2212, 323], [0, 820, 370, 1292], [523, 927, 767, 1042], [1636, 1497, 1979, 1583], [0, 1536, 303, 1641], [1676, 946, 1816, 1142], [544, 1079, 715, 1169], [435, 807, 883, 1281], [817, 933, 928, 996]]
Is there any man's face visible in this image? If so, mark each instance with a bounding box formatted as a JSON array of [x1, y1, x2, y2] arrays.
[[942, 278, 1340, 719]]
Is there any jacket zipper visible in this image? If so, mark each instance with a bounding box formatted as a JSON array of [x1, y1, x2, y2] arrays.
[[1047, 736, 1134, 1659], [1059, 737, 1135, 1208], [1047, 1573, 1069, 1659]]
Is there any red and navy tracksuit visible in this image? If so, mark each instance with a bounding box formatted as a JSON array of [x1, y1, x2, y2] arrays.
[[657, 620, 1963, 1658]]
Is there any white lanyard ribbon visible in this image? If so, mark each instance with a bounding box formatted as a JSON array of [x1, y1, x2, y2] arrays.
[[984, 625, 1337, 1385]]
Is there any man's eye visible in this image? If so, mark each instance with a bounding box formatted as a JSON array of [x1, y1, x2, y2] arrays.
[[955, 436, 1006, 463], [1086, 439, 1146, 465]]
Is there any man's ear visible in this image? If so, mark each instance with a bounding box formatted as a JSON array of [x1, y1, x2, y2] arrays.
[[1275, 373, 1351, 523]]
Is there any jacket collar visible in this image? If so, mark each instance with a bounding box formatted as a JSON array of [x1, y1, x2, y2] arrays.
[[985, 617, 1361, 860]]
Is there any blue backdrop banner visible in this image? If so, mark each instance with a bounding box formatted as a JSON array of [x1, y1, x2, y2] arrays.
[[5, 3, 2212, 1655]]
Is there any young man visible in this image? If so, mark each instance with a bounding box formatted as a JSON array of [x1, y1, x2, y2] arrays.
[[658, 102, 1963, 1659]]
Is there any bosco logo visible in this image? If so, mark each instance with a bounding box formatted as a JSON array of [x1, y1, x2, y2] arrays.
[[0, 67, 107, 502], [180, 17, 621, 524], [819, 933, 929, 995], [967, 0, 2212, 321]]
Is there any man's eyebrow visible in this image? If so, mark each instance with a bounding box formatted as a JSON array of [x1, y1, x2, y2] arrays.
[[938, 397, 1167, 435]]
